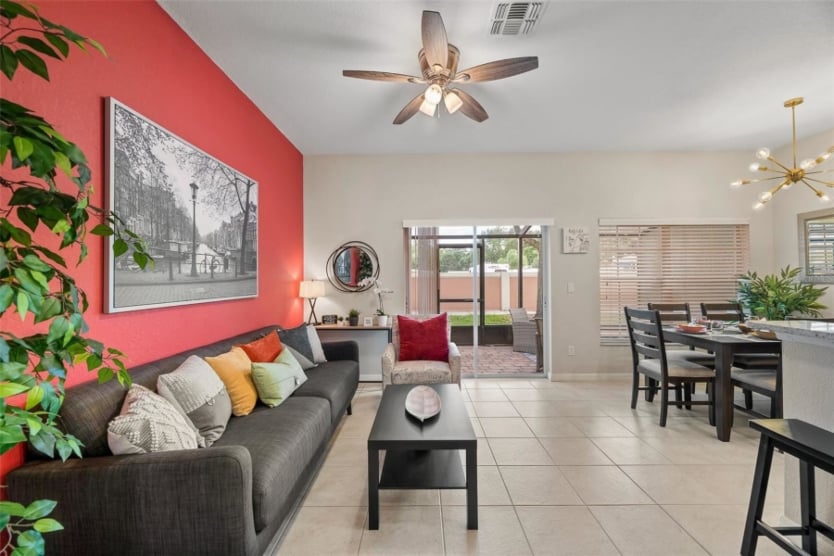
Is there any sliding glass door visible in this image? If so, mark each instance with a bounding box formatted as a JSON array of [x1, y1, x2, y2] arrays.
[[406, 224, 547, 378]]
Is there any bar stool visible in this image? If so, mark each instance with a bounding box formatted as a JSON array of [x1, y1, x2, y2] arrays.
[[742, 419, 834, 555]]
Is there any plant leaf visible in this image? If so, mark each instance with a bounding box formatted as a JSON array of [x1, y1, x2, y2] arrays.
[[16, 206, 39, 232], [113, 237, 128, 257], [53, 150, 72, 176], [0, 501, 26, 517], [43, 32, 70, 56], [0, 381, 29, 397], [16, 49, 49, 80], [90, 224, 114, 237], [16, 290, 29, 319], [0, 44, 19, 79], [12, 135, 34, 161], [33, 517, 63, 533], [17, 36, 60, 59]]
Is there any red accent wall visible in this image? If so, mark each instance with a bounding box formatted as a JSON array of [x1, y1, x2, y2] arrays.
[[1, 1, 303, 476]]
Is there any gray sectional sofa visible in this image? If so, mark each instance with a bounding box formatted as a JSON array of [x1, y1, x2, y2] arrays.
[[7, 326, 359, 556]]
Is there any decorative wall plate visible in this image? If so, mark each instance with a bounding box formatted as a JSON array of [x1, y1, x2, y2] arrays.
[[405, 385, 441, 422]]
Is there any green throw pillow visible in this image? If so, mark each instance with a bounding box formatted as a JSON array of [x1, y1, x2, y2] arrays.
[[251, 347, 308, 407]]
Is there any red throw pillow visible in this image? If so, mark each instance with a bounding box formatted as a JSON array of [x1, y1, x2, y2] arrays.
[[398, 314, 449, 362], [237, 331, 283, 362]]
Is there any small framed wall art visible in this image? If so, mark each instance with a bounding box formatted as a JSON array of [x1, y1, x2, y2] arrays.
[[363, 317, 374, 327], [562, 226, 590, 254]]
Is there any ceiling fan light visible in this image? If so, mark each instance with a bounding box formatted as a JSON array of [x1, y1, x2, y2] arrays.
[[444, 90, 463, 114], [424, 84, 443, 105], [419, 99, 436, 117]]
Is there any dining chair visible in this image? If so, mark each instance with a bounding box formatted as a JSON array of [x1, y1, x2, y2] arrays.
[[700, 302, 780, 417], [647, 302, 715, 395], [625, 307, 715, 427]]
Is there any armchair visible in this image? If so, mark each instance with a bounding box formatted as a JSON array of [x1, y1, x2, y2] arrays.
[[381, 314, 461, 387], [509, 308, 537, 354]]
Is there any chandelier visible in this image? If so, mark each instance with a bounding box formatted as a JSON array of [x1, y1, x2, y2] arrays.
[[731, 97, 834, 210]]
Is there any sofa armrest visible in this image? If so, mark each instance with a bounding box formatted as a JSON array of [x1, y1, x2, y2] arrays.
[[323, 340, 359, 362], [7, 446, 257, 556], [381, 343, 396, 386], [448, 342, 461, 386]]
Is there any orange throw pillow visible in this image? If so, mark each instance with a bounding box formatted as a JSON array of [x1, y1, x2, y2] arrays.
[[237, 331, 283, 362], [205, 347, 257, 416]]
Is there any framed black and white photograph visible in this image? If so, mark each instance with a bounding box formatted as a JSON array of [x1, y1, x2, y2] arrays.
[[105, 98, 258, 313], [363, 316, 374, 327]]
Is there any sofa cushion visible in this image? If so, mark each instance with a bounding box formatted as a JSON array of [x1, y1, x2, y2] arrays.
[[107, 384, 203, 454], [251, 348, 308, 407], [285, 344, 317, 370], [306, 325, 327, 363], [213, 397, 331, 533], [292, 360, 359, 422], [278, 324, 315, 362], [205, 347, 258, 416], [398, 313, 449, 362], [157, 355, 232, 446], [237, 330, 283, 362]]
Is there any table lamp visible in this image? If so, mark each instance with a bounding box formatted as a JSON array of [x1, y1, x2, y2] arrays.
[[299, 280, 326, 325]]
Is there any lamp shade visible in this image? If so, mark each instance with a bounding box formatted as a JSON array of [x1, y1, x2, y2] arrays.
[[299, 280, 325, 299]]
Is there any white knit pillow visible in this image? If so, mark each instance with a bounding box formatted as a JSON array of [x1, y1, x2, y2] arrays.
[[108, 384, 202, 455]]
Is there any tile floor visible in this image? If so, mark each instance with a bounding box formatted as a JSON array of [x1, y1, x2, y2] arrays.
[[275, 377, 798, 555]]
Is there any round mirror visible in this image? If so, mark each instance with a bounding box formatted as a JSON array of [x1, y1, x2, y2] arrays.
[[326, 241, 379, 292]]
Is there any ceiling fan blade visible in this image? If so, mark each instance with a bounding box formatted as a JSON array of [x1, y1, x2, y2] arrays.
[[451, 88, 488, 123], [422, 11, 448, 70], [343, 70, 425, 84], [393, 92, 426, 125], [454, 57, 539, 83]]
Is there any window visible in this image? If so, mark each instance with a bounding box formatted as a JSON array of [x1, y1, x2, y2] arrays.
[[599, 222, 750, 344], [798, 208, 834, 283]]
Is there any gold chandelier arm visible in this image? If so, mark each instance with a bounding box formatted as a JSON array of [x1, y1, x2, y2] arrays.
[[806, 168, 834, 175], [804, 177, 834, 187], [765, 156, 792, 173], [801, 180, 825, 196]]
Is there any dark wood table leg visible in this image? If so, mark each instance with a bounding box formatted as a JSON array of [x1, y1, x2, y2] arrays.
[[800, 460, 817, 554], [466, 445, 478, 530], [713, 347, 734, 442], [368, 448, 379, 530]]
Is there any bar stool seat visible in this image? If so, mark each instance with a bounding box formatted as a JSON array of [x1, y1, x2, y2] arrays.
[[742, 419, 834, 555]]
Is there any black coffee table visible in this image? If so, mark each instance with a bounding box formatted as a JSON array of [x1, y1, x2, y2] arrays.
[[367, 383, 478, 530]]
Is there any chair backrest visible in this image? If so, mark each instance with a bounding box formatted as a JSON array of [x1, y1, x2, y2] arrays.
[[391, 314, 452, 356], [509, 308, 531, 324], [647, 302, 692, 325], [624, 307, 667, 373], [701, 301, 744, 322]]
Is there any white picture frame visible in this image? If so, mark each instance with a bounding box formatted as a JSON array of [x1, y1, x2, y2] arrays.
[[562, 226, 590, 254], [105, 98, 258, 313], [363, 316, 374, 327]]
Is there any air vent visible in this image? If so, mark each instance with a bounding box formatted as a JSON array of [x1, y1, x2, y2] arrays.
[[490, 2, 546, 36]]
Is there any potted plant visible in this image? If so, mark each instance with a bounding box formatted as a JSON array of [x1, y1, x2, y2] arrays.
[[1, 2, 150, 551], [348, 309, 360, 326], [737, 266, 828, 320]]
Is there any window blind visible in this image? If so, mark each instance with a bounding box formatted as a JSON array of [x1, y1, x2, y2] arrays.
[[599, 223, 750, 344], [806, 218, 834, 276]]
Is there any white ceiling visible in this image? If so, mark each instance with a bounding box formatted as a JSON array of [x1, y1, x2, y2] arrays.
[[159, 1, 834, 156]]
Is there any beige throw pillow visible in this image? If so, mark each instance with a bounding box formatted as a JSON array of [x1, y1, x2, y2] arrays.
[[108, 384, 203, 455], [157, 355, 232, 447]]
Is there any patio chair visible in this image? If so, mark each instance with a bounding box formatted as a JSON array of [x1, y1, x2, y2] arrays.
[[625, 307, 715, 427], [381, 314, 461, 387], [509, 308, 537, 354]]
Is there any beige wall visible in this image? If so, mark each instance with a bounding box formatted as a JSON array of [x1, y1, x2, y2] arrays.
[[304, 151, 779, 375]]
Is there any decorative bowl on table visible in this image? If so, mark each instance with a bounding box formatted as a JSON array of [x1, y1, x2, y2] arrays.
[[676, 323, 707, 334], [405, 385, 442, 422], [737, 323, 753, 334]]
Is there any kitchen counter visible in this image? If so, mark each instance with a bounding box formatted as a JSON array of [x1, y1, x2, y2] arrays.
[[747, 319, 834, 553]]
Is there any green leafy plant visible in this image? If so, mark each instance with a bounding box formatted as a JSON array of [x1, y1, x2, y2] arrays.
[[348, 309, 360, 318], [737, 266, 828, 320], [1, 1, 150, 553]]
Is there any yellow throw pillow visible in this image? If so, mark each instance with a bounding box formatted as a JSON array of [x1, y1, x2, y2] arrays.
[[205, 347, 257, 416]]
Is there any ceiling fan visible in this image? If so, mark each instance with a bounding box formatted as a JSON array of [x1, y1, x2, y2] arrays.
[[342, 11, 539, 124]]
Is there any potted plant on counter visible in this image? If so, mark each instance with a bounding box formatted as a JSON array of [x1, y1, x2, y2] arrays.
[[737, 266, 828, 320], [348, 309, 360, 326]]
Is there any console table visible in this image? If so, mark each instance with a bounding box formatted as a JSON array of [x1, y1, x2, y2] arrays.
[[315, 325, 391, 382]]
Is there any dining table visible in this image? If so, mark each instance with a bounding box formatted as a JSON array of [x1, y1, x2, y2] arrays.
[[662, 327, 782, 442]]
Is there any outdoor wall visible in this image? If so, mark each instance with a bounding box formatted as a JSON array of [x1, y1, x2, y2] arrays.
[[769, 129, 834, 314], [420, 272, 539, 313], [304, 151, 775, 376]]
